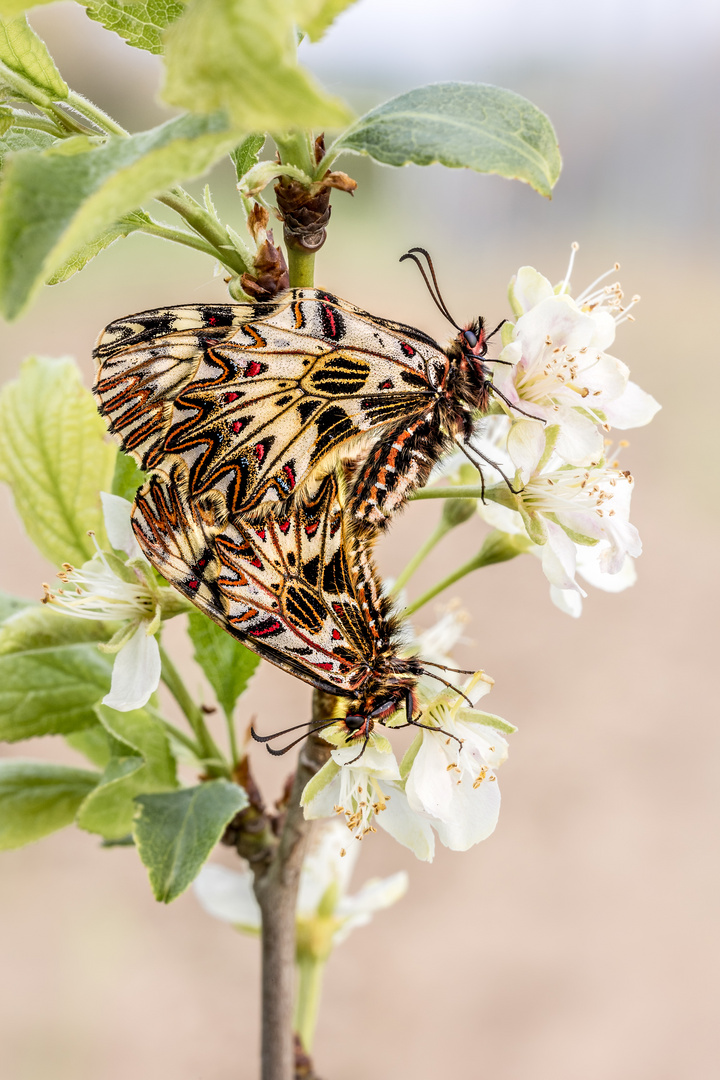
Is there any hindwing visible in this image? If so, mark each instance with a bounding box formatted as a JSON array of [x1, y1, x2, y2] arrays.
[[131, 461, 395, 697], [95, 290, 445, 517]]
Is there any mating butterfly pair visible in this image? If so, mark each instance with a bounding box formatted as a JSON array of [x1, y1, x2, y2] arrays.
[[94, 251, 501, 754]]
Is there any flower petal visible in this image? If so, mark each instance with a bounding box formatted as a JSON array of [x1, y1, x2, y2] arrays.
[[334, 871, 409, 943], [377, 785, 435, 862], [602, 380, 661, 429], [102, 625, 161, 711], [101, 492, 145, 560], [512, 266, 554, 313], [194, 863, 261, 932]]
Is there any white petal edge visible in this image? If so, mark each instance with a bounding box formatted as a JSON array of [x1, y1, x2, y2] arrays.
[[102, 625, 161, 711]]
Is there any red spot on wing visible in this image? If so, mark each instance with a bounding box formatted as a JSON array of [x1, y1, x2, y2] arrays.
[[400, 342, 416, 358], [283, 464, 296, 489], [248, 556, 262, 569], [323, 305, 336, 336], [255, 443, 266, 462], [315, 662, 333, 671], [331, 629, 342, 640], [279, 520, 291, 534], [187, 579, 199, 591], [380, 379, 393, 390], [255, 528, 266, 540], [232, 420, 243, 434], [245, 361, 262, 378], [225, 391, 239, 402], [304, 521, 319, 537], [249, 620, 282, 636]]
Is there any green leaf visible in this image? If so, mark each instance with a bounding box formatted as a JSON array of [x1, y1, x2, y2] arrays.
[[188, 610, 259, 721], [0, 1, 58, 18], [65, 724, 112, 768], [134, 780, 248, 902], [76, 704, 178, 839], [0, 110, 239, 319], [0, 605, 113, 741], [0, 759, 100, 849], [0, 119, 57, 168], [0, 355, 116, 565], [0, 15, 67, 99], [295, 0, 357, 42], [83, 0, 184, 54], [47, 209, 152, 284], [229, 132, 265, 182], [0, 105, 12, 135], [111, 448, 147, 504], [161, 0, 352, 132], [0, 589, 31, 623], [333, 83, 561, 198]]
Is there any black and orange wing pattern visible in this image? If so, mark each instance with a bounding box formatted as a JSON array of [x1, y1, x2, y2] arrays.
[[131, 461, 398, 700], [94, 290, 449, 522]]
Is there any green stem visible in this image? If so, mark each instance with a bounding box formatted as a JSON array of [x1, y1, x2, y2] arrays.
[[225, 710, 240, 767], [157, 189, 249, 276], [409, 485, 486, 501], [10, 113, 64, 136], [274, 131, 315, 175], [391, 518, 452, 595], [138, 219, 224, 261], [294, 954, 326, 1054], [65, 90, 129, 136], [404, 551, 492, 618], [159, 645, 228, 775], [287, 245, 315, 288]]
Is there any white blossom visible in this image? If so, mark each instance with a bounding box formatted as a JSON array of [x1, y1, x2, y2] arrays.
[[41, 494, 173, 711], [494, 252, 659, 475], [194, 819, 408, 947]]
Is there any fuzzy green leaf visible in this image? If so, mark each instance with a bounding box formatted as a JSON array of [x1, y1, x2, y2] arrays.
[[334, 83, 561, 198], [0, 15, 67, 99], [134, 780, 248, 902], [0, 606, 113, 741], [295, 0, 357, 42], [83, 0, 184, 54], [229, 132, 265, 182], [0, 356, 115, 565], [161, 0, 352, 132], [0, 111, 239, 319], [111, 448, 147, 504], [0, 760, 100, 849], [76, 705, 178, 839], [47, 209, 152, 284], [188, 610, 259, 721], [0, 119, 57, 167]]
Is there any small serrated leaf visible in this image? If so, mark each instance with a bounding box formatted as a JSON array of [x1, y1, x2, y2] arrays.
[[0, 759, 100, 849], [83, 0, 184, 55], [334, 82, 561, 198], [295, 0, 357, 42], [134, 780, 248, 902], [0, 118, 57, 168], [229, 133, 265, 182], [0, 355, 116, 565], [0, 15, 67, 99], [47, 210, 152, 284]]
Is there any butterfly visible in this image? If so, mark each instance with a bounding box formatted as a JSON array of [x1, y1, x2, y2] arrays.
[[131, 461, 466, 760], [94, 249, 520, 535]]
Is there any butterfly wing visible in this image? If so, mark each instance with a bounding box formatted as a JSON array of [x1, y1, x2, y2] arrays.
[[131, 461, 390, 697], [95, 290, 447, 516]]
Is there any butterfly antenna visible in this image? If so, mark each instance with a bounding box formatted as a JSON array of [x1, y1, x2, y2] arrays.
[[488, 382, 546, 421], [419, 667, 474, 708], [422, 661, 476, 675], [252, 718, 338, 755], [400, 247, 462, 331]]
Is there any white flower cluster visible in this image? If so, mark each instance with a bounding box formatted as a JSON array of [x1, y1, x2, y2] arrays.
[[473, 249, 660, 615], [302, 614, 514, 862]]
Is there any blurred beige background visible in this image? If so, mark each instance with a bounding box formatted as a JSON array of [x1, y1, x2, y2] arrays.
[[1, 1, 718, 1078]]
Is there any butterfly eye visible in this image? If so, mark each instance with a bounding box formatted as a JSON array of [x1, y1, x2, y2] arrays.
[[463, 329, 478, 349], [344, 714, 366, 732]]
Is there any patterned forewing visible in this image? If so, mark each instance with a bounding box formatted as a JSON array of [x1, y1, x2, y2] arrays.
[[95, 290, 446, 515], [131, 463, 388, 695]]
